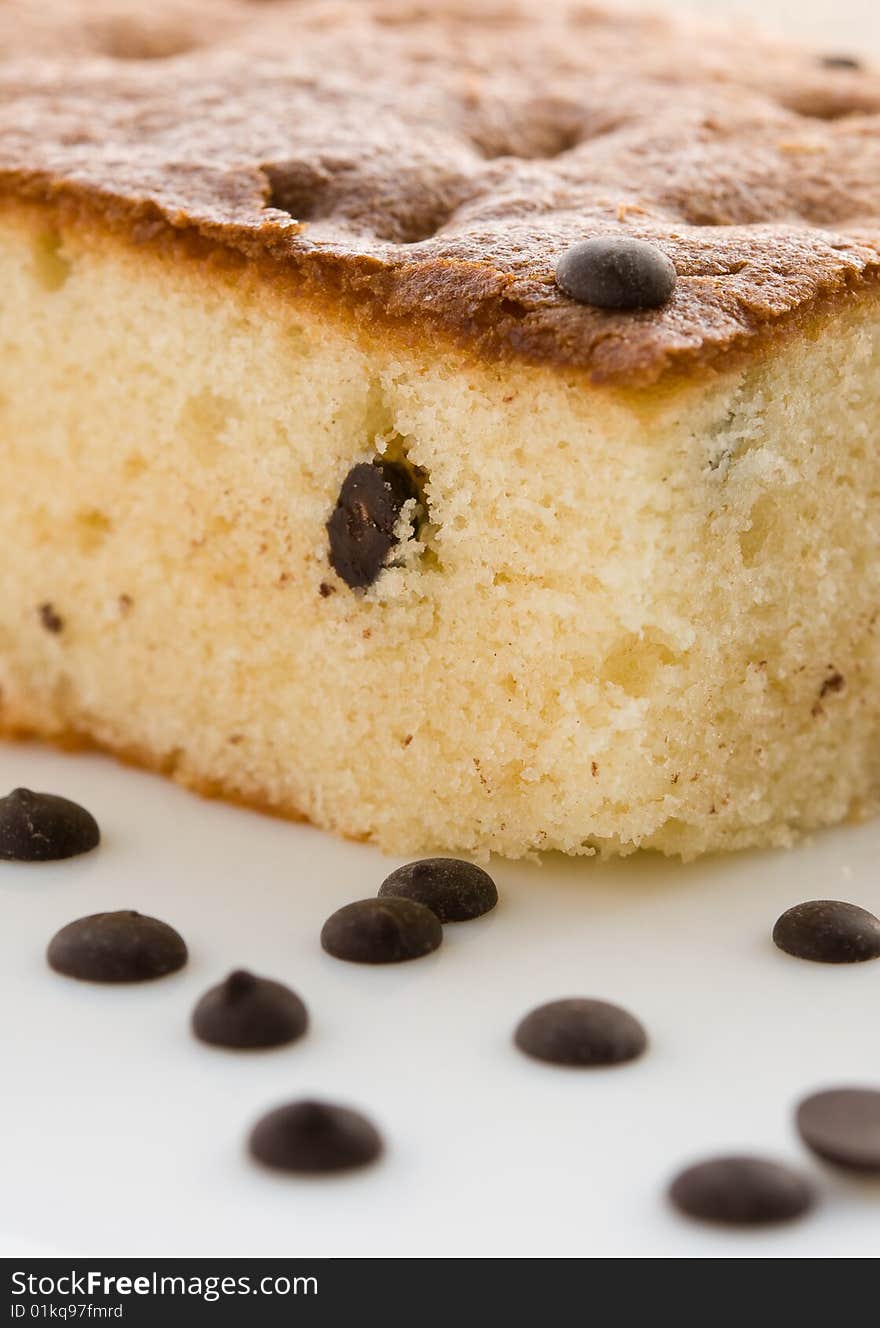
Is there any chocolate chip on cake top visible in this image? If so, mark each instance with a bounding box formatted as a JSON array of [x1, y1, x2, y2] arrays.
[[0, 787, 99, 861], [555, 238, 676, 310]]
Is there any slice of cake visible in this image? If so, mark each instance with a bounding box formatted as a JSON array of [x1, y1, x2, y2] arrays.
[[1, 0, 879, 860]]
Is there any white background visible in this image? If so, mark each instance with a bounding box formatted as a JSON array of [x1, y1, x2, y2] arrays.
[[638, 0, 878, 53], [2, 0, 879, 1260]]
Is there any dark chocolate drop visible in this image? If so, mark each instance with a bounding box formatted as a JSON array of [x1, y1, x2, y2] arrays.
[[321, 896, 442, 964], [772, 900, 880, 963], [378, 857, 498, 922], [326, 460, 418, 589], [0, 787, 99, 861], [249, 1099, 383, 1174], [555, 237, 676, 310], [796, 1087, 880, 1173], [47, 910, 187, 982], [669, 1155, 815, 1226], [192, 969, 308, 1049], [514, 998, 647, 1067]]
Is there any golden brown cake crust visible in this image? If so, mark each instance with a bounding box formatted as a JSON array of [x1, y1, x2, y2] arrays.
[[1, 0, 880, 384]]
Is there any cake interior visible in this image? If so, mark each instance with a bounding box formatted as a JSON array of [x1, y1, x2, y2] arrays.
[[2, 202, 880, 858]]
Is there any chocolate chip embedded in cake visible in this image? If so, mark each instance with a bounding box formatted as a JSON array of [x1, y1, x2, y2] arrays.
[[1, 2, 880, 861], [327, 460, 421, 590], [38, 603, 64, 635]]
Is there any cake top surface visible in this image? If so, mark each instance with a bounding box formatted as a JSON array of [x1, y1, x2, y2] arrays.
[[1, 0, 879, 386]]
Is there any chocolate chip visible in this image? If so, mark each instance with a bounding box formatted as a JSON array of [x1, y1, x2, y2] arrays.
[[555, 237, 676, 310], [796, 1088, 880, 1173], [0, 787, 100, 861], [47, 910, 187, 982], [820, 54, 861, 70], [326, 459, 418, 590], [192, 970, 308, 1049], [249, 1099, 382, 1174], [38, 602, 64, 634], [669, 1156, 815, 1226], [318, 581, 336, 598], [772, 900, 880, 963], [819, 670, 845, 698], [514, 998, 647, 1067], [378, 858, 498, 922], [321, 896, 442, 964]]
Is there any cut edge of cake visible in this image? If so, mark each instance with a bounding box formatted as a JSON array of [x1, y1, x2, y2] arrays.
[[2, 197, 880, 859]]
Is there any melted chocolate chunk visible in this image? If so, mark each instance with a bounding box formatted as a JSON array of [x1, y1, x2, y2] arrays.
[[321, 896, 442, 964], [192, 969, 308, 1049], [327, 459, 418, 589], [378, 857, 498, 922], [772, 900, 880, 964], [796, 1088, 880, 1173], [249, 1099, 383, 1174], [514, 997, 647, 1067], [0, 787, 99, 861], [47, 910, 188, 982], [555, 237, 676, 310], [669, 1155, 815, 1226]]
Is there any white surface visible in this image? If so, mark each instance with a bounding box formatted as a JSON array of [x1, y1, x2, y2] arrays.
[[630, 0, 879, 56], [1, 742, 878, 1259]]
